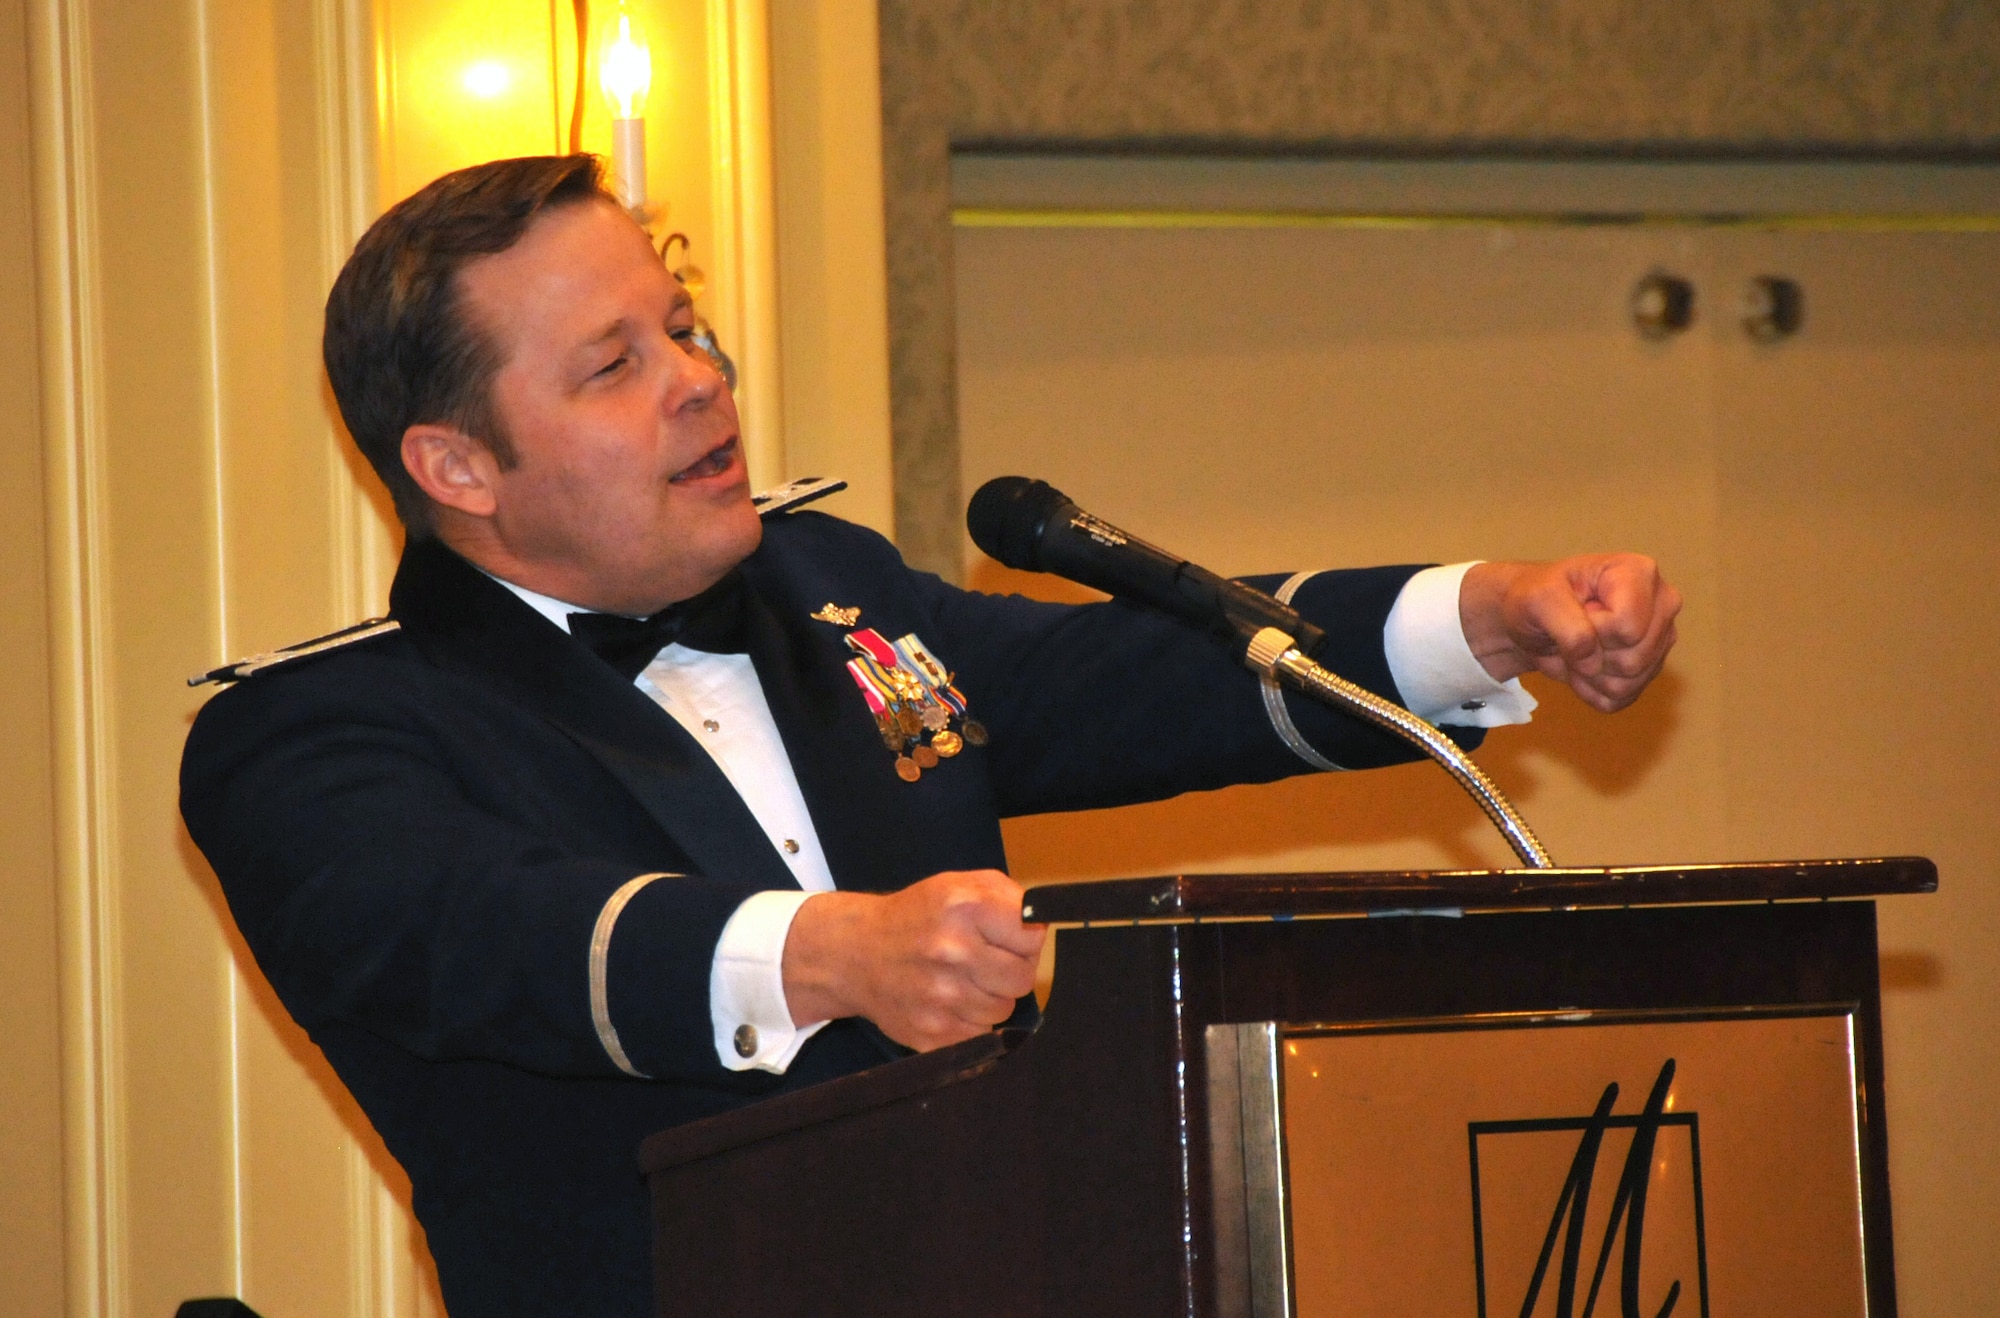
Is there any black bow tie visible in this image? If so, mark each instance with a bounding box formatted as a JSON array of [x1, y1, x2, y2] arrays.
[[568, 572, 747, 678]]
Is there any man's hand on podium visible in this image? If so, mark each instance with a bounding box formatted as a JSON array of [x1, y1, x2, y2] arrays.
[[1460, 554, 1683, 713], [781, 869, 1048, 1053]]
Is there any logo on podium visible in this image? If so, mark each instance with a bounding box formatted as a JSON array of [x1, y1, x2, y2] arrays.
[[1469, 1059, 1710, 1318]]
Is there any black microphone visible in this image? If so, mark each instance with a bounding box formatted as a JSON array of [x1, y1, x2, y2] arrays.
[[965, 476, 1326, 657]]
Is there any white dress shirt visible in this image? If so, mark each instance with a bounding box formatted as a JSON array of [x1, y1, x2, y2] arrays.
[[495, 562, 1529, 1074]]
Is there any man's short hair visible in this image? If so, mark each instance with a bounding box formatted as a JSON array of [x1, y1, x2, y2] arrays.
[[323, 154, 616, 535]]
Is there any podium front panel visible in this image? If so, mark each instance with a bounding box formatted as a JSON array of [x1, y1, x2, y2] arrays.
[[1209, 1007, 1873, 1317]]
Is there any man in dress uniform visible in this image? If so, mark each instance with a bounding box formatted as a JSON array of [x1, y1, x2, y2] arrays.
[[180, 154, 1679, 1316]]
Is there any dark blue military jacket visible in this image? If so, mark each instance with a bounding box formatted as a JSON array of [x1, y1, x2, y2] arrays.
[[180, 510, 1467, 1317]]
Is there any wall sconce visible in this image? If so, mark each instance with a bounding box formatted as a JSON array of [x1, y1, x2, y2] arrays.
[[562, 0, 737, 390], [598, 0, 652, 212], [566, 0, 653, 217]]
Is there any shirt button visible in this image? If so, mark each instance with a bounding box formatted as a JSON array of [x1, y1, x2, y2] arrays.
[[733, 1024, 759, 1058], [1460, 699, 1486, 712], [703, 719, 720, 732], [783, 838, 801, 855]]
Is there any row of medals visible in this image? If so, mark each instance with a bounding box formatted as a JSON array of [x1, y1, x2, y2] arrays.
[[872, 664, 986, 782]]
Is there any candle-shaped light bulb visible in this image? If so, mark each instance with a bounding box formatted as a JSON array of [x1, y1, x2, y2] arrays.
[[599, 11, 651, 119], [599, 6, 652, 209]]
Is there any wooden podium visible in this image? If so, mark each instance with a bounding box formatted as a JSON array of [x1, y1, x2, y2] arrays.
[[641, 859, 1932, 1317]]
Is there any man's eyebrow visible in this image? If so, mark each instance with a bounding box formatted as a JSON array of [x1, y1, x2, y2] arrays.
[[569, 287, 692, 355], [572, 321, 628, 353]]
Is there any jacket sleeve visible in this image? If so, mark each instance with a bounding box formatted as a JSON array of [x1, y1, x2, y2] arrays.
[[900, 556, 1482, 817], [180, 660, 765, 1087]]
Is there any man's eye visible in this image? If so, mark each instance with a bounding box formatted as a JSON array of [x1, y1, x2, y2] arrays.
[[593, 353, 629, 378]]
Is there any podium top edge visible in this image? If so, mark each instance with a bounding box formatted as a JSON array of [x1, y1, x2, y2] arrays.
[[1019, 856, 1937, 923]]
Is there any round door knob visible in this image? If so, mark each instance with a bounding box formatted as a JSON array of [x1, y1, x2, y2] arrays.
[[1631, 272, 1695, 339], [1742, 275, 1804, 341]]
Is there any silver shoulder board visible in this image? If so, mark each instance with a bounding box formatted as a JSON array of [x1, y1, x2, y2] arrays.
[[751, 477, 846, 518], [188, 618, 402, 687]]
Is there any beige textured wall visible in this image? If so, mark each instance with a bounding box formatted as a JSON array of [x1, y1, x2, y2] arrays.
[[931, 0, 2000, 152]]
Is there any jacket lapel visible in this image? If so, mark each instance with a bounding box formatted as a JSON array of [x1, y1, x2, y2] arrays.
[[737, 569, 950, 895], [388, 540, 797, 893]]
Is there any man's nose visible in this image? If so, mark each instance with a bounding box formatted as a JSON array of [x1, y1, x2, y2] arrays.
[[664, 336, 726, 407]]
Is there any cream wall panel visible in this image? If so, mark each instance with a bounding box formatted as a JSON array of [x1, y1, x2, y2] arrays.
[[76, 0, 240, 1307], [0, 0, 66, 1307], [1705, 230, 2000, 1314], [696, 0, 783, 493], [766, 0, 894, 534], [956, 220, 1730, 872]]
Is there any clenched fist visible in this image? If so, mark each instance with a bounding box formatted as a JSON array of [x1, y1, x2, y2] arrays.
[[781, 869, 1046, 1053], [1460, 554, 1682, 713]]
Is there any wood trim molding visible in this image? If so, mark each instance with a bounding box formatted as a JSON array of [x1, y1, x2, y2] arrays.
[[27, 0, 123, 1309], [705, 0, 786, 495], [315, 5, 426, 1312], [320, 0, 398, 623], [765, 0, 895, 538]]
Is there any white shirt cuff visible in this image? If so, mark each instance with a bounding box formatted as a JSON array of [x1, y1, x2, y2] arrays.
[[1384, 563, 1538, 729], [710, 889, 828, 1073]]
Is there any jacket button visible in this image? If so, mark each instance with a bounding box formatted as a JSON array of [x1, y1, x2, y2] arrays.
[[733, 1024, 759, 1058]]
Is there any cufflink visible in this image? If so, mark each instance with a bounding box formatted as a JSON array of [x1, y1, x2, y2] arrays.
[[1460, 699, 1486, 712], [733, 1023, 759, 1058]]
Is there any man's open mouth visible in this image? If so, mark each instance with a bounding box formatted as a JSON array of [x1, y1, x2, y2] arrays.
[[669, 438, 738, 484]]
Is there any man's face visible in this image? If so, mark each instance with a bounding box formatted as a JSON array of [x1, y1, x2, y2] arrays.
[[452, 198, 760, 613]]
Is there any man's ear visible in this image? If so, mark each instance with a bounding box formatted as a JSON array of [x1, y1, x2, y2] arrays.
[[402, 423, 501, 518]]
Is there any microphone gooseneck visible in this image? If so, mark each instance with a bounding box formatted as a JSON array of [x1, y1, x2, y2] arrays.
[[966, 475, 1552, 868], [1242, 628, 1551, 867]]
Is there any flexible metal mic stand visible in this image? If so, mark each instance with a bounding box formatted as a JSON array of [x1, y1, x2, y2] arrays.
[[1242, 627, 1553, 869]]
